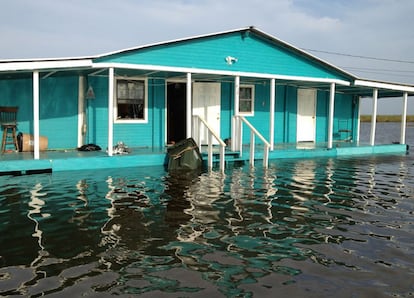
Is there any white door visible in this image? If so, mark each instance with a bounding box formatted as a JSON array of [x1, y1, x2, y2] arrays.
[[297, 88, 316, 142], [193, 82, 221, 145]]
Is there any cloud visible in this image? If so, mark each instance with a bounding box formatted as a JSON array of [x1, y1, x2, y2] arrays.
[[1, 0, 413, 113], [1, 0, 413, 83]]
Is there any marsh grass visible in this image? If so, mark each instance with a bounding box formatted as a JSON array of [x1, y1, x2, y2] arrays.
[[360, 115, 414, 122]]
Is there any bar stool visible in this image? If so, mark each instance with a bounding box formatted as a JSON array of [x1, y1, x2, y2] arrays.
[[0, 106, 19, 153]]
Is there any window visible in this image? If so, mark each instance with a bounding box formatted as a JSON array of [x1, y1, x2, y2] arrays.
[[239, 85, 254, 115], [115, 78, 147, 122]]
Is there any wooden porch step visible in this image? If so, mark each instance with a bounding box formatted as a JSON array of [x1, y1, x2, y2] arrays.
[[201, 151, 245, 168]]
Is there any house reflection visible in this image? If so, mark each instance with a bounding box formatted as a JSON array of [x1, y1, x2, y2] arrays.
[[163, 171, 197, 228], [27, 182, 50, 267], [173, 171, 224, 243], [101, 177, 151, 251]]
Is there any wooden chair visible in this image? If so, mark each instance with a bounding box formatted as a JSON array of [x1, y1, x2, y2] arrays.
[[0, 106, 19, 153]]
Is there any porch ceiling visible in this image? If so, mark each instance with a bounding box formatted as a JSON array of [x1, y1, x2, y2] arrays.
[[336, 85, 413, 98], [279, 78, 414, 98], [109, 68, 414, 99], [1, 64, 412, 99]]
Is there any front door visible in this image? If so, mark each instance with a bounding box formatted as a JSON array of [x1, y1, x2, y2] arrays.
[[297, 88, 316, 142], [193, 82, 221, 145], [167, 82, 187, 144]]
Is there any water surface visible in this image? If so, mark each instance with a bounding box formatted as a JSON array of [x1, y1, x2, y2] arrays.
[[1, 123, 413, 297]]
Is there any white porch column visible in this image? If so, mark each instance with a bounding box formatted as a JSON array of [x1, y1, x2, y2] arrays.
[[232, 76, 240, 151], [33, 71, 40, 160], [327, 82, 335, 149], [269, 78, 275, 150], [78, 75, 86, 147], [356, 96, 361, 144], [107, 67, 114, 156], [234, 76, 240, 116], [400, 91, 408, 145], [370, 88, 378, 146], [186, 73, 192, 138]]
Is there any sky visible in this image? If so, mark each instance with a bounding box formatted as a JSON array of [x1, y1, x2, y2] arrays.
[[1, 0, 414, 114]]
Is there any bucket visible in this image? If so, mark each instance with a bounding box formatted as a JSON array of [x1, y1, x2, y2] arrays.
[[18, 133, 48, 152]]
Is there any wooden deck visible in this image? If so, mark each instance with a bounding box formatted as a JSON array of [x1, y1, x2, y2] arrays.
[[0, 142, 409, 175]]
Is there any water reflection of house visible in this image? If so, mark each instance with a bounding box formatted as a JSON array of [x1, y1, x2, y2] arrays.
[[101, 177, 151, 251]]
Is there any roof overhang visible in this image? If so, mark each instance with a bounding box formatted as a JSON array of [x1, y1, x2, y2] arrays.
[[0, 58, 95, 80], [354, 79, 414, 94], [333, 79, 414, 98], [0, 59, 93, 72]]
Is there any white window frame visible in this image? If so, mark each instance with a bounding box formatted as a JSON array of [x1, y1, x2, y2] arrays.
[[114, 77, 148, 124], [239, 84, 255, 116]]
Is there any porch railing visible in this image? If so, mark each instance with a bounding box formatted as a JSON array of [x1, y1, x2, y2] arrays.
[[234, 115, 270, 168], [192, 115, 226, 171]]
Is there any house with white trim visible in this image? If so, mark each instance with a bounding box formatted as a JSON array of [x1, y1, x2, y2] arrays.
[[0, 26, 412, 173]]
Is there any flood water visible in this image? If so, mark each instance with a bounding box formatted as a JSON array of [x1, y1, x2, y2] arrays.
[[1, 123, 413, 297]]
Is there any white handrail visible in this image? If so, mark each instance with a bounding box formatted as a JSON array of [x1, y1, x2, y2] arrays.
[[235, 115, 270, 168], [192, 115, 226, 171]]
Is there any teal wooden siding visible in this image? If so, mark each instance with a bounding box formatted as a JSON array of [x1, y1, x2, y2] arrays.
[[285, 86, 298, 143], [95, 32, 350, 81], [0, 78, 32, 135], [243, 82, 270, 143], [83, 75, 107, 146], [316, 91, 328, 142], [85, 77, 165, 149], [112, 79, 165, 148], [0, 76, 78, 149], [274, 85, 287, 143], [0, 75, 166, 151], [220, 83, 233, 141], [40, 77, 79, 149], [217, 82, 356, 147], [333, 93, 356, 141]]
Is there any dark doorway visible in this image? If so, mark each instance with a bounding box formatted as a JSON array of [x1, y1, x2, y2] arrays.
[[167, 82, 187, 144]]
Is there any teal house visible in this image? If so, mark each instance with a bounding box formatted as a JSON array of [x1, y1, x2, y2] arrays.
[[0, 26, 413, 172]]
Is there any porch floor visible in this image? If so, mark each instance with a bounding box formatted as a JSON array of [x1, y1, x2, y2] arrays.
[[0, 142, 409, 175]]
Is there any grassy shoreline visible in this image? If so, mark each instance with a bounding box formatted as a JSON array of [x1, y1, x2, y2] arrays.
[[360, 115, 414, 122]]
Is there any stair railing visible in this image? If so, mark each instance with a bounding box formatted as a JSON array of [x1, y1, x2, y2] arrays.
[[192, 115, 226, 171], [234, 115, 270, 168]]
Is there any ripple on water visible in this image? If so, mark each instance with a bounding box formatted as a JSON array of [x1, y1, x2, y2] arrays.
[[0, 154, 414, 296]]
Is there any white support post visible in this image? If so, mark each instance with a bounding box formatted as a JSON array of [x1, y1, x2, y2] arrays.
[[78, 75, 86, 147], [33, 71, 40, 160], [263, 145, 269, 168], [327, 82, 335, 149], [219, 145, 225, 172], [107, 67, 114, 156], [238, 118, 243, 156], [193, 116, 200, 146], [250, 131, 255, 167], [232, 76, 240, 152], [269, 78, 275, 150], [356, 96, 361, 144], [234, 76, 240, 116], [400, 92, 408, 145], [186, 73, 192, 139], [370, 89, 378, 146], [208, 132, 213, 170]]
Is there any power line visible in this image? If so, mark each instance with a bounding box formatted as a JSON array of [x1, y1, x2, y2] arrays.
[[302, 48, 414, 64]]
